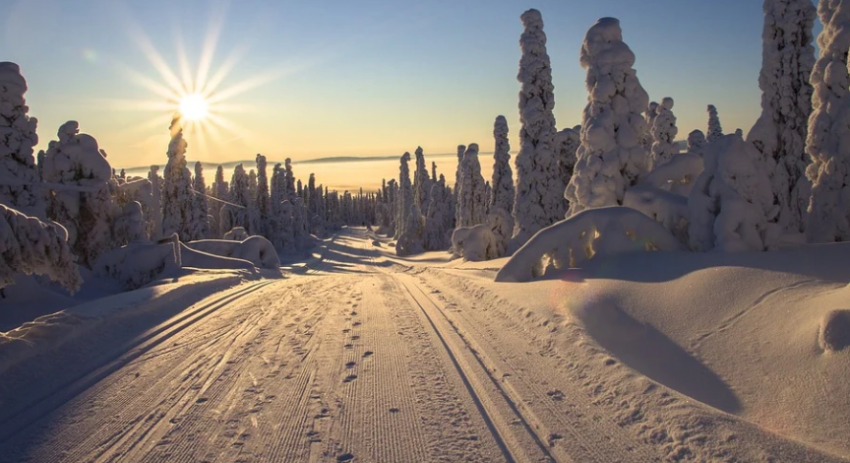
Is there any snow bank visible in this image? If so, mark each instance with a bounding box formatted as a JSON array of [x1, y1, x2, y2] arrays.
[[223, 226, 248, 241], [623, 183, 690, 244], [180, 243, 256, 271], [94, 240, 181, 290], [497, 206, 685, 282], [640, 152, 704, 197], [186, 236, 280, 269]]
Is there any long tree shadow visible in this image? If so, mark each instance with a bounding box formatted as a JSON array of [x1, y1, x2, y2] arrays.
[[579, 302, 742, 414]]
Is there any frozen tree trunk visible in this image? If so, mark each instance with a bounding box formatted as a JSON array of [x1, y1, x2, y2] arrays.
[[706, 105, 724, 144], [747, 0, 817, 235], [0, 62, 45, 218], [648, 97, 679, 172], [42, 121, 115, 268], [565, 18, 650, 217], [162, 118, 194, 241], [491, 116, 515, 215], [456, 144, 486, 228], [805, 0, 850, 243], [511, 9, 564, 250]]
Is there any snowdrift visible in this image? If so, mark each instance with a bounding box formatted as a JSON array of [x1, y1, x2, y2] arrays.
[[186, 236, 280, 269]]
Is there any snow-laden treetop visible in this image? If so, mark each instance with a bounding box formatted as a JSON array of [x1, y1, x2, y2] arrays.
[[580, 17, 647, 115], [0, 62, 28, 104]]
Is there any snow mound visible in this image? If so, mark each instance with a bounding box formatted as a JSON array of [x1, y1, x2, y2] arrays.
[[94, 240, 181, 290], [186, 236, 280, 270], [224, 227, 248, 241], [180, 243, 256, 271], [819, 309, 850, 352], [496, 207, 686, 282]]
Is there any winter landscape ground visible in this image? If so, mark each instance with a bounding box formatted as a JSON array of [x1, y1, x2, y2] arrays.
[[3, 0, 850, 461]]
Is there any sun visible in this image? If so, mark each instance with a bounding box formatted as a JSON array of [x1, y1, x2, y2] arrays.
[[179, 93, 209, 122]]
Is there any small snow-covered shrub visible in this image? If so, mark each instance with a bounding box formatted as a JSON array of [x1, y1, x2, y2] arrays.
[[94, 240, 180, 290], [624, 184, 690, 245], [496, 207, 686, 282], [0, 203, 82, 293], [224, 227, 248, 241], [452, 224, 495, 262]]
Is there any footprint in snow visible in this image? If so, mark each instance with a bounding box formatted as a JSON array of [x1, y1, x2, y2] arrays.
[[345, 361, 356, 369], [343, 374, 358, 383], [337, 453, 355, 462], [352, 321, 361, 327], [362, 351, 373, 358], [351, 335, 360, 341]]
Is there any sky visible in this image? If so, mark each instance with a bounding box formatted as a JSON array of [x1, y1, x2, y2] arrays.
[[2, 0, 816, 169]]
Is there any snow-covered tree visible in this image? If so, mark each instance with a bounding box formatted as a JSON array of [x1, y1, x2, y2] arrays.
[[223, 164, 250, 234], [687, 130, 708, 158], [255, 154, 270, 237], [0, 203, 82, 293], [41, 121, 115, 268], [648, 97, 679, 171], [161, 118, 194, 240], [565, 18, 650, 216], [284, 158, 296, 200], [456, 144, 487, 228], [397, 203, 425, 256], [147, 165, 163, 239], [413, 146, 430, 210], [642, 101, 659, 155], [0, 62, 44, 218], [209, 165, 228, 237], [706, 105, 724, 144], [395, 152, 413, 239], [453, 144, 465, 225], [511, 9, 564, 249], [555, 125, 580, 210], [689, 135, 777, 252], [423, 175, 452, 250], [189, 161, 210, 240], [491, 115, 515, 216], [806, 0, 850, 242]]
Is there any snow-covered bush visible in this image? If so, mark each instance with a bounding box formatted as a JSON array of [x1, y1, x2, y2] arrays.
[[0, 62, 44, 218], [189, 161, 210, 240], [162, 118, 194, 240], [41, 121, 115, 268], [565, 17, 650, 216], [512, 9, 563, 248], [556, 125, 580, 200], [748, 0, 816, 234], [451, 224, 496, 262], [624, 184, 690, 244], [689, 135, 778, 252], [496, 206, 686, 282], [491, 115, 515, 215], [648, 97, 678, 171], [186, 235, 280, 269], [805, 0, 850, 243], [0, 203, 81, 293], [396, 203, 425, 256], [687, 130, 707, 158], [223, 226, 248, 241], [706, 105, 724, 144], [114, 177, 156, 241], [641, 153, 704, 197], [94, 239, 180, 290], [179, 243, 255, 271], [456, 144, 487, 228]]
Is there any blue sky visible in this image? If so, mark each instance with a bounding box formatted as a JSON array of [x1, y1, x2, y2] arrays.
[[2, 0, 810, 167]]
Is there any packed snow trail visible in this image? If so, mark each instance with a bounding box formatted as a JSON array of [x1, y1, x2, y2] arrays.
[[0, 229, 844, 462]]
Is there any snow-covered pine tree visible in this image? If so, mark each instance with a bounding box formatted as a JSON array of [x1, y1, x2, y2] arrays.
[[642, 101, 659, 155], [511, 9, 563, 249], [162, 118, 194, 241], [223, 163, 250, 234], [456, 144, 487, 228], [648, 97, 679, 172], [689, 135, 777, 252], [42, 121, 115, 268], [565, 18, 650, 216], [284, 158, 296, 200], [706, 105, 724, 144], [431, 162, 438, 183], [423, 175, 451, 250], [413, 147, 430, 210], [209, 165, 228, 237], [189, 161, 210, 240], [0, 62, 45, 218], [395, 152, 413, 239], [147, 165, 163, 239], [256, 154, 270, 237], [453, 144, 465, 227], [806, 0, 850, 242], [687, 130, 707, 157], [491, 115, 515, 215], [396, 203, 425, 256], [555, 125, 580, 212]]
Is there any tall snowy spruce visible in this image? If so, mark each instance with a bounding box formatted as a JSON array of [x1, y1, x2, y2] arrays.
[[456, 144, 487, 228], [161, 118, 194, 240], [189, 161, 210, 240], [806, 0, 850, 242], [0, 62, 45, 218], [396, 152, 413, 239], [648, 97, 679, 171], [555, 125, 580, 205], [222, 164, 250, 234], [706, 105, 724, 144], [255, 153, 270, 237], [491, 116, 515, 215], [565, 18, 650, 216], [423, 175, 452, 250], [452, 144, 465, 226], [211, 165, 228, 237], [511, 9, 564, 250], [147, 165, 163, 239], [41, 121, 115, 268], [747, 0, 817, 234], [413, 147, 430, 210]]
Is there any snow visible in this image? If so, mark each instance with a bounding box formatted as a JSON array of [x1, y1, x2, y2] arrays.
[[496, 206, 686, 282], [706, 104, 724, 144], [511, 9, 564, 250], [186, 236, 281, 270], [641, 152, 704, 197], [805, 0, 850, 243], [647, 96, 678, 172], [490, 116, 514, 215], [94, 239, 181, 290], [455, 143, 486, 228], [161, 118, 194, 241], [747, 0, 816, 234], [189, 161, 211, 240], [423, 175, 452, 251], [565, 17, 650, 216]]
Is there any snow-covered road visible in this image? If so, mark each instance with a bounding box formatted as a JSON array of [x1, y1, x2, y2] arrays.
[[0, 229, 844, 462]]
